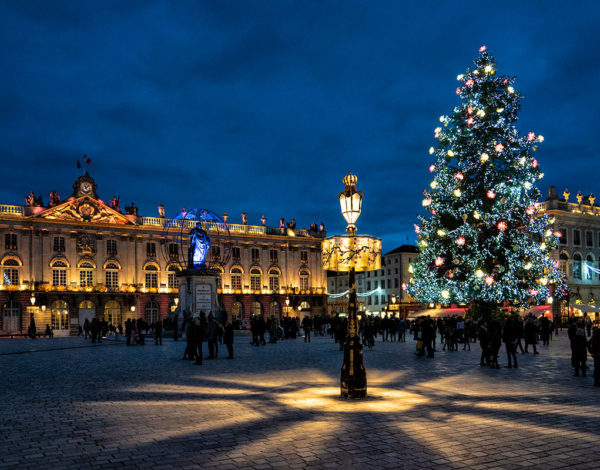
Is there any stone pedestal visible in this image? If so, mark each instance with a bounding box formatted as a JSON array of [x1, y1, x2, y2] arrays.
[[177, 269, 221, 318]]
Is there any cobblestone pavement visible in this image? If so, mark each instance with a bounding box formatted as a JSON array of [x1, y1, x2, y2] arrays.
[[1, 331, 599, 470]]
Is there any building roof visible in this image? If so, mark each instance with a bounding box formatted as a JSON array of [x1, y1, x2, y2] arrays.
[[385, 244, 419, 256]]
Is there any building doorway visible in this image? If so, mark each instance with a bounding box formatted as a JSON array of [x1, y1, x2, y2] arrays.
[[2, 301, 21, 333], [79, 300, 96, 329], [51, 300, 70, 336], [104, 300, 121, 326]]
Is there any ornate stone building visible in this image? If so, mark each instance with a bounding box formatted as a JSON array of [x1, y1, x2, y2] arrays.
[[539, 186, 600, 322], [0, 173, 327, 336]]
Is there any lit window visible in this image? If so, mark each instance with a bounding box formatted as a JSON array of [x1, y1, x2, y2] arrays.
[[250, 268, 261, 290]]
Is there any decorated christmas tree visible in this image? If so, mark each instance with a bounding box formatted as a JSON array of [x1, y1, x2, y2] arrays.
[[409, 46, 565, 313]]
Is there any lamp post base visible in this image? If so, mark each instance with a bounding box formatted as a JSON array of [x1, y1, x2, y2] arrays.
[[340, 335, 367, 399]]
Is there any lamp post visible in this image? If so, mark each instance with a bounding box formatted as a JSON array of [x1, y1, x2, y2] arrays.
[[391, 293, 397, 318], [285, 297, 290, 317], [322, 173, 381, 399]]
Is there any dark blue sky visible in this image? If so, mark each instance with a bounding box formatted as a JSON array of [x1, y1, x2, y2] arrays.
[[1, 1, 599, 252]]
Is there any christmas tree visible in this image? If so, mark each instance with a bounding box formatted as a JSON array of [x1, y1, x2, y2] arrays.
[[409, 46, 565, 313]]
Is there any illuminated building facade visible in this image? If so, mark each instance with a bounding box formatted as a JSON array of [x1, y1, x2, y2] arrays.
[[327, 245, 421, 318], [540, 186, 600, 321], [0, 173, 327, 336]]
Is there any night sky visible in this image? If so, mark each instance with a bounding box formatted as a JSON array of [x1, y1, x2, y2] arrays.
[[1, 1, 599, 252]]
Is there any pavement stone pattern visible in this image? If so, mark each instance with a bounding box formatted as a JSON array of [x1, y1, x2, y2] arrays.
[[0, 331, 599, 470]]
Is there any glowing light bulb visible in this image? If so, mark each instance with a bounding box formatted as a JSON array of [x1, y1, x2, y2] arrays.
[[538, 173, 544, 179], [475, 269, 484, 278], [429, 147, 435, 154], [454, 172, 464, 181], [453, 189, 462, 197], [484, 65, 493, 73], [545, 229, 552, 237], [430, 181, 438, 189], [467, 117, 474, 125], [437, 229, 446, 237], [408, 264, 414, 273], [456, 236, 466, 246], [519, 157, 526, 165], [434, 257, 444, 266], [473, 211, 481, 219], [457, 74, 464, 81], [447, 150, 455, 157], [422, 198, 432, 207], [476, 109, 485, 117], [441, 290, 450, 299], [429, 164, 436, 173], [497, 221, 507, 231], [527, 132, 536, 141], [525, 263, 532, 270], [526, 206, 534, 215], [538, 135, 544, 142], [496, 107, 504, 113], [480, 152, 489, 163], [479, 45, 487, 52], [547, 296, 553, 304], [466, 79, 474, 87], [508, 86, 515, 94], [494, 143, 504, 153], [487, 190, 496, 199], [484, 275, 494, 286], [540, 243, 547, 250], [420, 240, 427, 247], [524, 182, 532, 190]]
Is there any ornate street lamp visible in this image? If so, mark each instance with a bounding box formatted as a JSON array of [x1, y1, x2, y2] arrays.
[[322, 173, 381, 399]]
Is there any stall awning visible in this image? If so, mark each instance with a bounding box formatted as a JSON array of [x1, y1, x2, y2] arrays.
[[526, 305, 552, 318], [569, 303, 600, 313], [408, 307, 467, 319]]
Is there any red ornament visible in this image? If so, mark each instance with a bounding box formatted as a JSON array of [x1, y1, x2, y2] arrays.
[[434, 131, 440, 138], [479, 45, 487, 52], [527, 132, 536, 141], [553, 260, 560, 269], [456, 87, 462, 95], [431, 210, 436, 215], [502, 78, 508, 84], [494, 143, 504, 153], [401, 283, 407, 291], [467, 106, 473, 115], [467, 117, 474, 125], [454, 172, 464, 181], [465, 79, 474, 87], [487, 190, 496, 199], [448, 272, 454, 278], [429, 164, 436, 172], [434, 257, 444, 267], [497, 221, 507, 231], [532, 159, 538, 168], [526, 206, 535, 216], [553, 231, 562, 238], [484, 275, 494, 286], [529, 288, 538, 296], [414, 224, 420, 234], [456, 236, 466, 246]]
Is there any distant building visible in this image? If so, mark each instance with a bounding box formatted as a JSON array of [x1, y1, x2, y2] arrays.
[[539, 186, 600, 322], [0, 173, 327, 335], [327, 244, 421, 318]]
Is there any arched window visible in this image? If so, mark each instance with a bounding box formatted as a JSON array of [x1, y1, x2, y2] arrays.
[[251, 301, 262, 317], [51, 300, 69, 331], [586, 255, 594, 280], [268, 268, 280, 291], [559, 252, 569, 277], [145, 301, 159, 324], [104, 300, 121, 325], [167, 264, 180, 289], [231, 267, 242, 290], [250, 267, 262, 291], [232, 301, 243, 322], [573, 254, 582, 280], [270, 301, 281, 319], [79, 300, 95, 309], [52, 261, 67, 286], [2, 301, 21, 332], [299, 269, 310, 291], [2, 258, 20, 286], [144, 264, 159, 289], [105, 262, 119, 290], [79, 261, 94, 287]]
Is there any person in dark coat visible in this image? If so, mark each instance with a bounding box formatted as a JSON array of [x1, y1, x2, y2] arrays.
[[154, 319, 163, 345], [125, 319, 132, 346], [524, 318, 538, 354], [206, 314, 219, 359], [572, 328, 588, 377], [487, 319, 502, 369], [502, 316, 518, 368], [83, 318, 91, 339], [588, 327, 600, 387], [28, 314, 37, 339], [223, 320, 234, 359], [190, 316, 205, 365], [302, 315, 313, 343]]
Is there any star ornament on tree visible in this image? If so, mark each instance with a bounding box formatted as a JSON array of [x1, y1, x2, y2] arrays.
[[408, 46, 566, 312]]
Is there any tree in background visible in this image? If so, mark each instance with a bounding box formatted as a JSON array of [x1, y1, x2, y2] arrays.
[[409, 46, 566, 316]]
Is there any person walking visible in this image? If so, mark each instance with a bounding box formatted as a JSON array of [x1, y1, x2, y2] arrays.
[[206, 314, 219, 359], [302, 315, 313, 343], [154, 319, 163, 345], [191, 316, 204, 365], [479, 322, 489, 366], [588, 327, 600, 387], [83, 318, 91, 339], [503, 316, 518, 368], [224, 320, 234, 359], [572, 328, 588, 377], [524, 318, 538, 354]]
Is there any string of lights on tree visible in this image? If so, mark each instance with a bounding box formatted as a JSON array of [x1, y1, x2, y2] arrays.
[[408, 46, 567, 308]]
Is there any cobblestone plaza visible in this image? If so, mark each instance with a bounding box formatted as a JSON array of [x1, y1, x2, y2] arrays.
[[1, 334, 598, 470]]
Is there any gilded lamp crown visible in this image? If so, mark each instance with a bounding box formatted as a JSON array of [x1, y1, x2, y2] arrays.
[[343, 172, 358, 188]]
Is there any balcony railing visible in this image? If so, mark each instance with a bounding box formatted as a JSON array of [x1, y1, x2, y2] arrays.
[[0, 205, 24, 216]]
